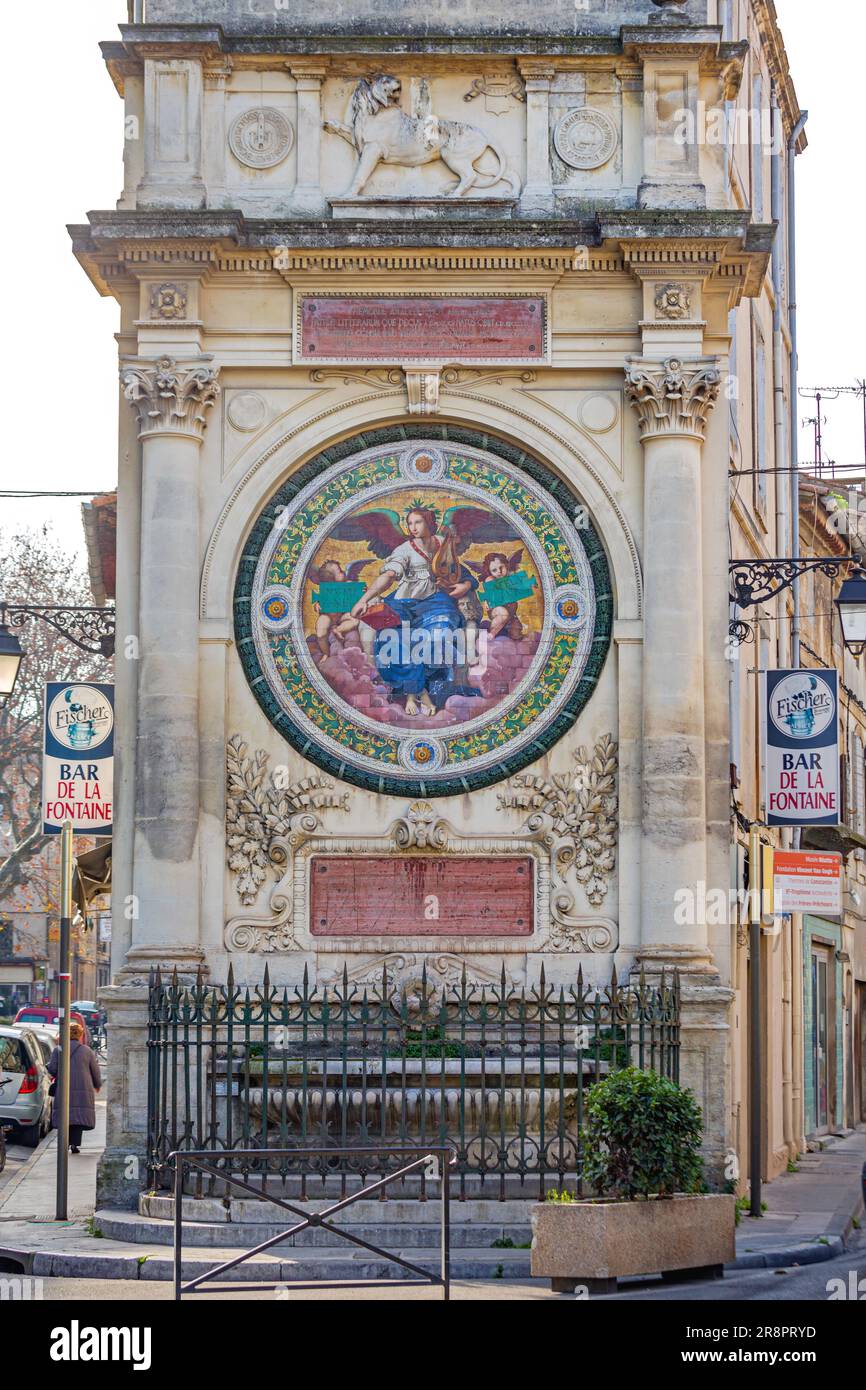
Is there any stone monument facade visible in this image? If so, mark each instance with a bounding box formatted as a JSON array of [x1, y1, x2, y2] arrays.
[[70, 0, 799, 1204]]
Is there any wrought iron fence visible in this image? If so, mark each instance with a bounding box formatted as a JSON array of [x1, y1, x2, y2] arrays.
[[147, 963, 680, 1201]]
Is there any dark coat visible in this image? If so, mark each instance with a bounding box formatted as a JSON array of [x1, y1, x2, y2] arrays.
[[47, 1041, 102, 1129]]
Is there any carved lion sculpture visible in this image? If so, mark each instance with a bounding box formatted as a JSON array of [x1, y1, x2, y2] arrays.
[[323, 74, 522, 199]]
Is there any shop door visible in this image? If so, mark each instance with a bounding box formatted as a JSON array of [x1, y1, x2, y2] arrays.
[[857, 983, 866, 1124], [811, 947, 831, 1133]]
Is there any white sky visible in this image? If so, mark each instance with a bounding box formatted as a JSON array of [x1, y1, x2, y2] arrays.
[[0, 0, 863, 561]]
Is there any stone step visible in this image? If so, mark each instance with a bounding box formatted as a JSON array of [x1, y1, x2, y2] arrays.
[[142, 1193, 540, 1225], [98, 1209, 532, 1251], [36, 1243, 531, 1284], [143, 1175, 559, 1202]]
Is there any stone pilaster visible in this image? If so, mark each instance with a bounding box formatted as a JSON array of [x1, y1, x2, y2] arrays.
[[625, 354, 732, 1183], [622, 31, 710, 209], [119, 355, 219, 979], [518, 63, 555, 215], [95, 983, 149, 1210], [203, 63, 232, 208], [625, 353, 719, 957], [138, 58, 206, 210], [290, 65, 328, 216]]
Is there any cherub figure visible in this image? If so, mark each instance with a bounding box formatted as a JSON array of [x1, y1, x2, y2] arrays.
[[468, 550, 528, 641], [307, 558, 369, 662]]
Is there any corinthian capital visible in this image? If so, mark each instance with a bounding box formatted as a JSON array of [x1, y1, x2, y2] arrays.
[[624, 356, 720, 442], [121, 356, 220, 440]]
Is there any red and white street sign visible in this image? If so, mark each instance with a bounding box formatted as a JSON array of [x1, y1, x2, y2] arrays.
[[773, 850, 842, 916]]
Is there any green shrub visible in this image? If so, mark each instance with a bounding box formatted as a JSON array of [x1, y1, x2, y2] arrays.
[[583, 1067, 703, 1201]]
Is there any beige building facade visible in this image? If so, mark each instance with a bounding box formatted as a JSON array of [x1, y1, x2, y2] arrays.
[[72, 0, 817, 1204]]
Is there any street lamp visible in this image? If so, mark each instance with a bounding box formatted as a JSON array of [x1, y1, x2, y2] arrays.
[[0, 619, 24, 705], [834, 574, 866, 656]]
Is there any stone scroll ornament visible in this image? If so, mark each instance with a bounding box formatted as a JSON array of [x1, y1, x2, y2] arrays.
[[498, 734, 619, 948], [233, 427, 613, 798], [225, 734, 348, 917], [323, 75, 521, 197]]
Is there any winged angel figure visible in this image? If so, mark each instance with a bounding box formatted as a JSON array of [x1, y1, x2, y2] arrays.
[[324, 500, 516, 716]]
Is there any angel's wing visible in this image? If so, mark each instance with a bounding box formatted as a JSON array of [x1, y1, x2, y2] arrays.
[[441, 505, 518, 556], [307, 564, 324, 586], [462, 558, 486, 577], [330, 508, 405, 558], [345, 558, 372, 582], [507, 548, 525, 573]]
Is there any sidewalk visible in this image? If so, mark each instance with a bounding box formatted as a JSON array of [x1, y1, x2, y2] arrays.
[[732, 1128, 865, 1269], [0, 1101, 105, 1222], [0, 1115, 862, 1281]]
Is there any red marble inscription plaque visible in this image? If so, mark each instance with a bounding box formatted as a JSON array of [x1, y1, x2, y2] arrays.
[[299, 296, 545, 362], [309, 856, 534, 936]]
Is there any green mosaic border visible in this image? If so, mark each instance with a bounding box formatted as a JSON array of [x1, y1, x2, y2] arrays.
[[233, 424, 613, 797]]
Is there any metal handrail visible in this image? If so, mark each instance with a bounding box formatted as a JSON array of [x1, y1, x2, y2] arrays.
[[169, 1145, 454, 1301]]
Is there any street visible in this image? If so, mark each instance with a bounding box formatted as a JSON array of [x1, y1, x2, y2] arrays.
[[5, 1228, 860, 1302]]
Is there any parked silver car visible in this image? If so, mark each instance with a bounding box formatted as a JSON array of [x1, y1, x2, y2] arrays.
[[0, 1026, 51, 1147]]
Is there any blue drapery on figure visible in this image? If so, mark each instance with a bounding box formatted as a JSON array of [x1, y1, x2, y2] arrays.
[[374, 591, 481, 710]]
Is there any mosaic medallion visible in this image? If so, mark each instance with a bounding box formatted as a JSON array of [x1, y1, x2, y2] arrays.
[[235, 428, 612, 795]]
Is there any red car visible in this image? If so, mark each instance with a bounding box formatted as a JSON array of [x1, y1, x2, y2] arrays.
[[13, 1006, 91, 1046]]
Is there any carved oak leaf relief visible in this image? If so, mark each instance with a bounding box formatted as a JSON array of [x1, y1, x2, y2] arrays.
[[226, 734, 349, 905], [498, 734, 618, 908]]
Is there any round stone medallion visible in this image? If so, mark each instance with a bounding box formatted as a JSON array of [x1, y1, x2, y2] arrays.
[[227, 392, 268, 433], [578, 393, 619, 435], [553, 107, 618, 171], [228, 107, 294, 169], [234, 428, 613, 797]]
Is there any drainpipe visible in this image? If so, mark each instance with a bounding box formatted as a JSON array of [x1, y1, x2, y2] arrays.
[[772, 87, 790, 647], [788, 108, 809, 672], [771, 85, 794, 1158], [787, 107, 809, 1152], [720, 0, 733, 41]]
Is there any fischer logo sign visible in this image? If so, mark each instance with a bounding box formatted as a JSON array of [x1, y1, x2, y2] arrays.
[[42, 683, 114, 834], [763, 670, 839, 827]]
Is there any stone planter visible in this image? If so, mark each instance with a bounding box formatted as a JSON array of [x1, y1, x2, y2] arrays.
[[530, 1194, 736, 1294]]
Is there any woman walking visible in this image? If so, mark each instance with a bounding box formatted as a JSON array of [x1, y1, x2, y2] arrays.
[[46, 1020, 102, 1153]]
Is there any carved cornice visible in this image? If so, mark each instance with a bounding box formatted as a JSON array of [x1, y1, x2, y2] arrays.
[[624, 355, 720, 442], [619, 238, 729, 277], [120, 355, 220, 440]]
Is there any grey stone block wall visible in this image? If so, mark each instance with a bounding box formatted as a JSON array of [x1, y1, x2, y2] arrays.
[[143, 0, 708, 38]]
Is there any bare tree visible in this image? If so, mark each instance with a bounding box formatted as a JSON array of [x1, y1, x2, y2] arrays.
[[0, 526, 112, 907]]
